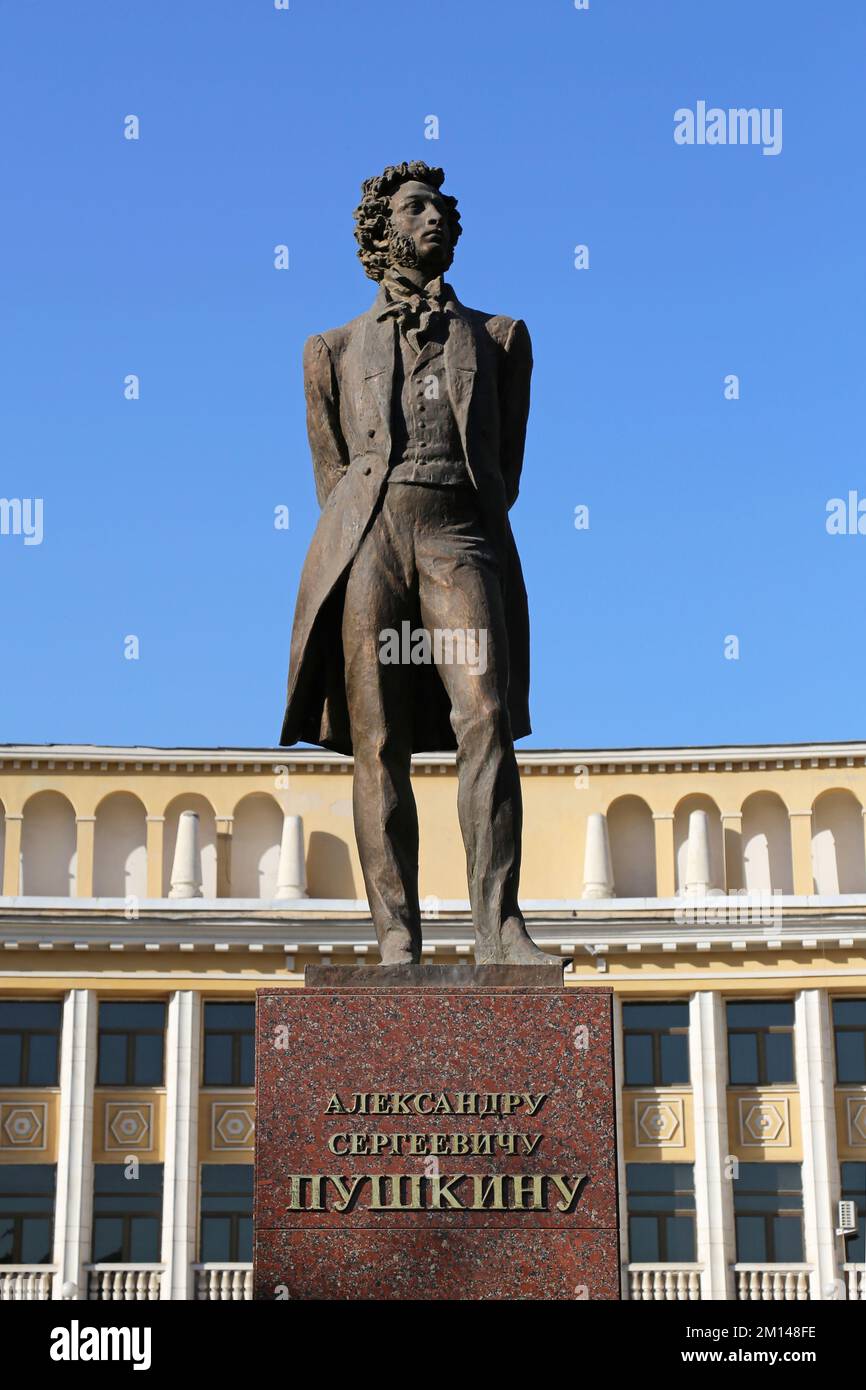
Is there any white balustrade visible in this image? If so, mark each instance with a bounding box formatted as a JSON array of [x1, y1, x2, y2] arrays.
[[845, 1264, 866, 1300], [628, 1263, 703, 1300], [734, 1264, 811, 1300], [0, 1266, 54, 1299], [86, 1264, 163, 1300], [194, 1263, 253, 1300]]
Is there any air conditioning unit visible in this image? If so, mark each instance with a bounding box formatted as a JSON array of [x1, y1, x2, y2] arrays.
[[836, 1200, 857, 1236]]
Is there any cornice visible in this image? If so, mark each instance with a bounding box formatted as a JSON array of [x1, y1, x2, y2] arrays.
[[1, 900, 864, 959], [1, 741, 866, 776]]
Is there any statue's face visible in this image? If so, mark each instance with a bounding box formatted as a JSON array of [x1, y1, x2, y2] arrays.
[[388, 179, 452, 274]]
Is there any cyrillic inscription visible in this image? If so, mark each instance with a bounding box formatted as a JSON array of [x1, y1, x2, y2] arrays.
[[283, 1172, 587, 1213], [307, 1088, 589, 1218]]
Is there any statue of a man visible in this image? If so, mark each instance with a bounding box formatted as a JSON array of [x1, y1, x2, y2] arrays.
[[280, 161, 552, 967]]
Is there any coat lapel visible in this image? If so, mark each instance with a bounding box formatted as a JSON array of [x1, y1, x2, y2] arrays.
[[360, 295, 395, 455], [444, 305, 478, 488]]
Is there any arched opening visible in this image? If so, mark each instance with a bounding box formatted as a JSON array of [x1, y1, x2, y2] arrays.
[[674, 794, 724, 892], [742, 792, 794, 895], [162, 795, 217, 897], [812, 790, 866, 894], [607, 796, 656, 898], [94, 793, 147, 898], [231, 794, 283, 899], [21, 791, 77, 896]]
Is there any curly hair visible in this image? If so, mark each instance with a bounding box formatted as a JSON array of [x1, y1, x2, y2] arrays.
[[353, 161, 462, 281]]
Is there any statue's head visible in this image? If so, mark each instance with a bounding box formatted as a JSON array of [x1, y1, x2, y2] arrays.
[[354, 161, 462, 282]]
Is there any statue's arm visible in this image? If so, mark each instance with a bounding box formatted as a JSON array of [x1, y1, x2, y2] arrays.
[[303, 333, 350, 508], [499, 318, 533, 509]]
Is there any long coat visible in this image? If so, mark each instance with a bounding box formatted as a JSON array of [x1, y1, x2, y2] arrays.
[[279, 285, 533, 755]]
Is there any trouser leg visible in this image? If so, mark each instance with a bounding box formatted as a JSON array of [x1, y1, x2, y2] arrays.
[[412, 487, 545, 963], [341, 493, 421, 964]]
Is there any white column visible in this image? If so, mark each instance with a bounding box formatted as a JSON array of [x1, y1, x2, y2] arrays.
[[275, 814, 307, 899], [169, 811, 202, 898], [161, 990, 201, 1300], [795, 989, 841, 1299], [690, 991, 736, 1299], [582, 813, 614, 899], [684, 810, 712, 895], [52, 989, 98, 1300]]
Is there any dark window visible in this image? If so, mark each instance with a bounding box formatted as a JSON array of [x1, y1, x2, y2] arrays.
[[0, 1001, 62, 1086], [92, 1164, 163, 1263], [623, 1002, 689, 1085], [734, 1162, 803, 1262], [727, 1000, 794, 1085], [841, 1162, 866, 1263], [203, 1003, 254, 1088], [97, 1002, 165, 1087], [0, 1165, 55, 1264], [833, 999, 866, 1084], [200, 1164, 253, 1262], [626, 1163, 696, 1262]]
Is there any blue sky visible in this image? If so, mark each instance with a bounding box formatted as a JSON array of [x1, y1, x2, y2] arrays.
[[1, 0, 863, 751]]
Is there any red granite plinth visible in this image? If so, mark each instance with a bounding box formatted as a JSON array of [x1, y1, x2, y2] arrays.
[[254, 982, 619, 1300]]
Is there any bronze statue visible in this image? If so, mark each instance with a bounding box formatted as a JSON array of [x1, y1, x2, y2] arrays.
[[280, 161, 552, 967]]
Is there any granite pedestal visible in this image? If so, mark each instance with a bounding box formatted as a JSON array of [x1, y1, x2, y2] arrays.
[[253, 966, 619, 1300]]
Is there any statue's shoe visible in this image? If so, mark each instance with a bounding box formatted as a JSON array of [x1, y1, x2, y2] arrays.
[[377, 935, 421, 966], [475, 918, 559, 966]]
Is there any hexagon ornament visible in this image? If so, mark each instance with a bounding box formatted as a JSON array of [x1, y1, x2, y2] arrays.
[[740, 1098, 788, 1146], [847, 1098, 866, 1146], [1, 1103, 46, 1149], [106, 1103, 152, 1151], [213, 1102, 254, 1150], [636, 1098, 683, 1146]]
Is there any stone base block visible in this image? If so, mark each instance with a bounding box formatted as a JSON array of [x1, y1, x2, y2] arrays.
[[254, 983, 619, 1300]]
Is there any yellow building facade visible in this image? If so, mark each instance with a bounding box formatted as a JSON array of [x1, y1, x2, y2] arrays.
[[1, 740, 865, 1300]]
